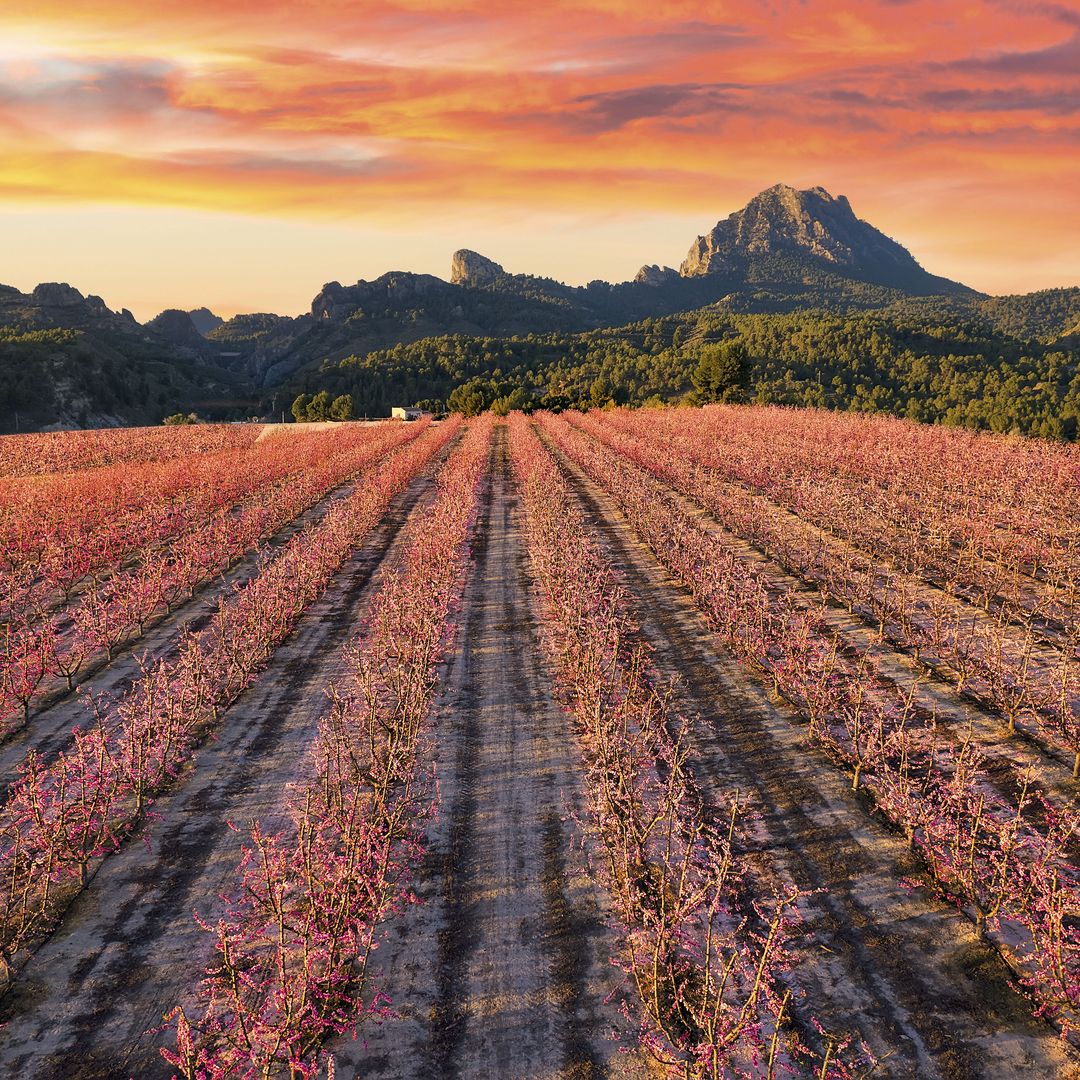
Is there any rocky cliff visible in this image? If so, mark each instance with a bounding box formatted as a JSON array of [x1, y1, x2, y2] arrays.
[[450, 250, 505, 286]]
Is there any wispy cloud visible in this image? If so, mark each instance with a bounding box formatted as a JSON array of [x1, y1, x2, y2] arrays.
[[557, 83, 747, 133]]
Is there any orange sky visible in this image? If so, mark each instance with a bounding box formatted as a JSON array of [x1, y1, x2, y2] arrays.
[[1, 0, 1078, 318]]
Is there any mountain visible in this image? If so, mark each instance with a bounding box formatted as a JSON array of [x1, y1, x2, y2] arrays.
[[4, 282, 141, 333], [679, 183, 972, 296], [207, 266, 672, 387], [206, 185, 978, 389], [3, 182, 1077, 433], [145, 309, 213, 355]]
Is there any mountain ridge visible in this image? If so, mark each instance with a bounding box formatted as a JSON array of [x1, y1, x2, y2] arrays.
[[2, 183, 1077, 432]]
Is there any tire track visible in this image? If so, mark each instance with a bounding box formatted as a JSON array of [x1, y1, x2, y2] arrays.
[[336, 426, 649, 1079]]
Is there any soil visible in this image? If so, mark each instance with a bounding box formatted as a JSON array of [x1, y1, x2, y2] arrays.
[[331, 427, 650, 1079]]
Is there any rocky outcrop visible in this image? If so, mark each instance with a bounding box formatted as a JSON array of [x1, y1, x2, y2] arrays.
[[312, 272, 451, 322], [311, 281, 353, 321], [450, 250, 505, 286], [31, 282, 91, 308], [680, 184, 925, 279], [9, 283, 146, 329], [634, 264, 679, 287]]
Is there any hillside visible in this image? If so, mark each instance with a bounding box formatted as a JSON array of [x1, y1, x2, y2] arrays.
[[0, 285, 253, 432], [288, 302, 1080, 439]]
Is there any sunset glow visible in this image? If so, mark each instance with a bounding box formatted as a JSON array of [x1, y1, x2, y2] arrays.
[[1, 0, 1078, 317]]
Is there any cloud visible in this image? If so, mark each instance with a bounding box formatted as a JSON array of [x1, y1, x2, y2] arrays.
[[559, 82, 747, 133], [0, 58, 177, 118], [0, 0, 1076, 301], [946, 29, 1080, 75], [986, 1, 1080, 29], [160, 148, 406, 178], [592, 22, 757, 67], [922, 86, 1080, 115]]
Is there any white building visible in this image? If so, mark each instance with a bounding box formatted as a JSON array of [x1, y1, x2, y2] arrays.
[[391, 407, 424, 421]]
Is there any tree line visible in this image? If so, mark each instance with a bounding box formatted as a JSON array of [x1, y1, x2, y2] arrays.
[[289, 391, 355, 423], [277, 303, 1079, 439]]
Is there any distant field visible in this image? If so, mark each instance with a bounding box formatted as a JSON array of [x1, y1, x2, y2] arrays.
[[255, 418, 388, 441], [0, 407, 1077, 1079]]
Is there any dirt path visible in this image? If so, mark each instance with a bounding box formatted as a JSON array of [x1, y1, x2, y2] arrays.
[[551, 440, 1078, 1080], [0, 463, 444, 1079], [333, 427, 650, 1079]]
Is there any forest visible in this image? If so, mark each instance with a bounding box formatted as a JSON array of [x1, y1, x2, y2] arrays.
[[285, 300, 1080, 439]]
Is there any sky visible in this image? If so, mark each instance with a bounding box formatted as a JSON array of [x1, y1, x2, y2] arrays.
[[0, 0, 1078, 320]]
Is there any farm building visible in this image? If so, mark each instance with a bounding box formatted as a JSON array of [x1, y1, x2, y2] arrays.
[[391, 407, 424, 421]]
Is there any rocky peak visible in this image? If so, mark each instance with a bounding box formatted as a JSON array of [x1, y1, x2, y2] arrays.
[[634, 264, 679, 287], [680, 184, 922, 278], [31, 282, 88, 308], [311, 281, 350, 321], [451, 249, 505, 286]]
